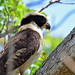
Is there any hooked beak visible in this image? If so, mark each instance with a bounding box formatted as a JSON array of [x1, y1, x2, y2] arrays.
[[46, 23, 51, 30]]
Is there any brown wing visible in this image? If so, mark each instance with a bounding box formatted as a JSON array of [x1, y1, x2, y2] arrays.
[[0, 28, 40, 72]]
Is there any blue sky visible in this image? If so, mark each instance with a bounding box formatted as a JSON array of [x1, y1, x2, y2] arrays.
[[23, 0, 75, 38]]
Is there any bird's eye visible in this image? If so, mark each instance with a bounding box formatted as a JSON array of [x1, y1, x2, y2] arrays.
[[41, 19, 45, 23], [40, 16, 46, 23]]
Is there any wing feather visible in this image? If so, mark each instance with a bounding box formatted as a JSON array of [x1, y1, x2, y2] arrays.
[[0, 28, 40, 71]]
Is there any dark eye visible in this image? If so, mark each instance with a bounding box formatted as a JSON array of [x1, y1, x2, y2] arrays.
[[40, 16, 46, 24]]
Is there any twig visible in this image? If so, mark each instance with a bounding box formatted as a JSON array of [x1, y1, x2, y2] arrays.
[[0, 4, 20, 38], [0, 25, 21, 38], [38, 1, 59, 12], [0, 25, 5, 33], [38, 0, 75, 12], [4, 4, 10, 42], [0, 21, 5, 33], [4, 4, 10, 32], [59, 2, 75, 5], [4, 3, 9, 16]]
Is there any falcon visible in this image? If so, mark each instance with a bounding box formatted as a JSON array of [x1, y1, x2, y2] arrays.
[[0, 12, 50, 75]]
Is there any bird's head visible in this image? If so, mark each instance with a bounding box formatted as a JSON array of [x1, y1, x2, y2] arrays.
[[20, 12, 50, 30]]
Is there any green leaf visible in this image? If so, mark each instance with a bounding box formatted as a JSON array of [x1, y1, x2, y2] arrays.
[[33, 61, 42, 67], [0, 0, 4, 6], [30, 66, 38, 75], [13, 28, 19, 33]]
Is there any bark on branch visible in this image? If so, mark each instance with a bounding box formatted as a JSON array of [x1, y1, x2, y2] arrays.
[[34, 27, 75, 75], [0, 25, 20, 38]]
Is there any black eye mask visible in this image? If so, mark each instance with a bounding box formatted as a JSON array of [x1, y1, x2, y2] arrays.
[[21, 15, 46, 27]]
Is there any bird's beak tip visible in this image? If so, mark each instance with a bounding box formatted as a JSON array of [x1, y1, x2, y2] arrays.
[[46, 23, 51, 30]]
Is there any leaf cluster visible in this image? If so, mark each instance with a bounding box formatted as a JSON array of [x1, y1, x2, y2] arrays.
[[0, 0, 34, 34]]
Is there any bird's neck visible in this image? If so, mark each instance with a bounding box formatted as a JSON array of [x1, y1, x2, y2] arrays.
[[19, 22, 43, 39]]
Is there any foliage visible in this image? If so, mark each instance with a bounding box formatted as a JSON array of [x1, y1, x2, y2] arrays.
[[0, 0, 62, 75], [0, 0, 34, 34], [43, 31, 62, 56], [0, 0, 34, 45]]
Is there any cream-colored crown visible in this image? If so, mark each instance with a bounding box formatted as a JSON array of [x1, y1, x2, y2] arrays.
[[23, 11, 46, 19]]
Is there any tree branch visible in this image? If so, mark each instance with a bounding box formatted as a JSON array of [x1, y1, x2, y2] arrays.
[[34, 27, 75, 75], [0, 25, 21, 38], [4, 4, 10, 32], [38, 0, 75, 12], [0, 21, 5, 33], [38, 1, 59, 12], [59, 2, 75, 5]]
